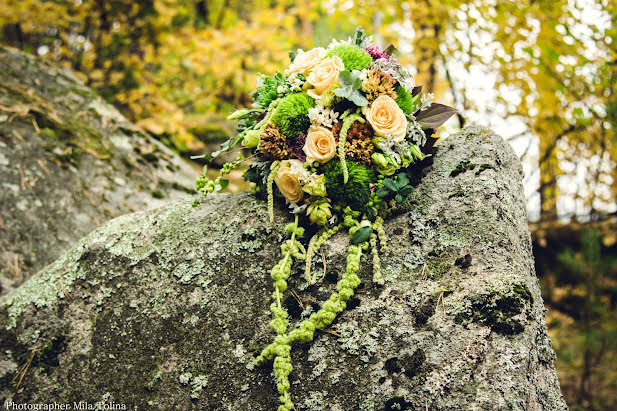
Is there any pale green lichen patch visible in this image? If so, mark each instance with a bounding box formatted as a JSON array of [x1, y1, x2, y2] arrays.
[[0, 244, 86, 329]]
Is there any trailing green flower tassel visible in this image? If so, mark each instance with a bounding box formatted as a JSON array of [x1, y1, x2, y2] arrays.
[[256, 220, 369, 411], [304, 224, 342, 284], [268, 161, 281, 224], [375, 216, 387, 253], [338, 114, 365, 184], [370, 233, 384, 285], [269, 216, 305, 335]]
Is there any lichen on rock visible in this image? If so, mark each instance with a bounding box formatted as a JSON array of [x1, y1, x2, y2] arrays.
[[0, 126, 567, 410], [0, 47, 196, 295]]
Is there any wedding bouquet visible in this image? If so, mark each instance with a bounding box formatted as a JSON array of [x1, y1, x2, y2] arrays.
[[196, 27, 456, 410]]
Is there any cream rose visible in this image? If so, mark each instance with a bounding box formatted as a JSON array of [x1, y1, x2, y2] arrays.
[[274, 160, 305, 203], [365, 95, 408, 142], [287, 47, 326, 76], [306, 56, 344, 99], [303, 126, 337, 163]]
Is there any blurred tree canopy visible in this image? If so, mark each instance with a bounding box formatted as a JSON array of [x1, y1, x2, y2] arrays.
[[1, 0, 614, 221], [1, 0, 616, 409]]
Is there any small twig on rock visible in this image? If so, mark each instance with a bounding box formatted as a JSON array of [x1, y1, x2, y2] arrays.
[[318, 329, 342, 338], [421, 262, 428, 281], [12, 129, 24, 141], [37, 159, 51, 175], [321, 249, 327, 280], [59, 274, 71, 299], [84, 148, 110, 160], [31, 117, 39, 134], [290, 289, 305, 311], [18, 167, 31, 191], [11, 351, 36, 389], [6, 255, 21, 279], [436, 290, 447, 316]]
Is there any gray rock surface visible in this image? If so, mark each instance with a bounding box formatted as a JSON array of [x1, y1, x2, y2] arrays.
[[0, 46, 196, 294], [0, 126, 567, 410]]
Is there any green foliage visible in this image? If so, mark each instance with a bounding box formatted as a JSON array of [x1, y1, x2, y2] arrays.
[[271, 92, 315, 138], [326, 44, 372, 72], [251, 72, 286, 109], [334, 71, 368, 106], [322, 160, 376, 212], [395, 85, 415, 115], [196, 165, 228, 195], [375, 172, 414, 204], [352, 225, 373, 244], [545, 229, 617, 409]]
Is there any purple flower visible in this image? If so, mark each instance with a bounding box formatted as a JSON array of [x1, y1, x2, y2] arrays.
[[365, 45, 390, 61], [290, 133, 307, 162]]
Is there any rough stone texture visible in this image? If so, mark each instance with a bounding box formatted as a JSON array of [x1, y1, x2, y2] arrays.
[[0, 126, 567, 410], [0, 46, 196, 295]]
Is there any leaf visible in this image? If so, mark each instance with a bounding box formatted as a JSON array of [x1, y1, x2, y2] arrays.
[[352, 226, 373, 244], [243, 167, 260, 183], [338, 71, 354, 88], [395, 194, 404, 204], [219, 179, 229, 189], [383, 179, 398, 192], [396, 173, 409, 188], [366, 207, 377, 222], [348, 90, 368, 106], [375, 187, 389, 197], [384, 44, 397, 56], [354, 26, 366, 46], [212, 131, 245, 157], [226, 108, 260, 120], [334, 71, 367, 106], [399, 186, 414, 196], [334, 86, 353, 97], [415, 103, 458, 128], [289, 50, 297, 62], [190, 153, 212, 161]]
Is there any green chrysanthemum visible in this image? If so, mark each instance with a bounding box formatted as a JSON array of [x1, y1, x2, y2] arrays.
[[326, 44, 372, 72], [395, 85, 414, 115], [272, 92, 315, 139], [322, 160, 376, 212]]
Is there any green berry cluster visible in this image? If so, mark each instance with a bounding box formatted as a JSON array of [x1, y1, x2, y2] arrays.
[[196, 153, 244, 196]]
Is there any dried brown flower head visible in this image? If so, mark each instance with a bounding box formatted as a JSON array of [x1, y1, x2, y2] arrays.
[[332, 120, 375, 165], [258, 123, 291, 160], [362, 69, 397, 103]]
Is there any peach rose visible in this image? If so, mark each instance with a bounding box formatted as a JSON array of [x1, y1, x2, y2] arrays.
[[274, 160, 305, 203], [303, 126, 337, 164], [287, 47, 326, 76], [365, 95, 408, 142], [306, 56, 344, 99]]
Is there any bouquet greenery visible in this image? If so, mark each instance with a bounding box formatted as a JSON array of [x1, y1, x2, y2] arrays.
[[196, 27, 456, 410]]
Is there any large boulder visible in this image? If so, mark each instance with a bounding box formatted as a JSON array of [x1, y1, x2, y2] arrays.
[[0, 46, 196, 294], [0, 126, 567, 410]]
